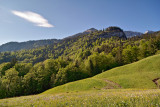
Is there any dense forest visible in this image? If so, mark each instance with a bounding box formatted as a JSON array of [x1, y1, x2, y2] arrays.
[[0, 27, 160, 99]]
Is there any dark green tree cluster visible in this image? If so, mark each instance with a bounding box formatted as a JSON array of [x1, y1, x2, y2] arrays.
[[0, 58, 88, 98]]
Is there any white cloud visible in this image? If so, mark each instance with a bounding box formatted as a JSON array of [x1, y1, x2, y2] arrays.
[[11, 10, 54, 28]]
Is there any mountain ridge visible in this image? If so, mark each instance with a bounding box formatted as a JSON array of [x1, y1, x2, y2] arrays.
[[0, 26, 126, 52], [0, 39, 60, 52], [0, 26, 156, 52]]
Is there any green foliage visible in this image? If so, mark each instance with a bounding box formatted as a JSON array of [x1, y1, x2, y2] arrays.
[[0, 63, 12, 76], [1, 68, 21, 97], [122, 45, 139, 64], [79, 50, 91, 59], [54, 64, 88, 86], [85, 53, 115, 76], [22, 72, 37, 94], [15, 63, 32, 77]]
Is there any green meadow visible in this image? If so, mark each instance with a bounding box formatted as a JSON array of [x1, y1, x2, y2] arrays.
[[1, 54, 160, 106], [1, 89, 160, 107]]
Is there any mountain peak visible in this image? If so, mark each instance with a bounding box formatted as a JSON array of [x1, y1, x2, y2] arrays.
[[84, 28, 97, 33], [98, 26, 127, 39], [64, 28, 97, 39], [106, 26, 123, 32]]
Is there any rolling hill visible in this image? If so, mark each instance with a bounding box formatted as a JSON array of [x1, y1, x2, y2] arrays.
[[42, 54, 160, 94]]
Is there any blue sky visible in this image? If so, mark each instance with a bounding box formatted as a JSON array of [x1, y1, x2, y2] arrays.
[[0, 0, 159, 45]]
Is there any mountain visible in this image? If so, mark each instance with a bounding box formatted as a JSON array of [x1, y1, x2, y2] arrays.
[[0, 27, 126, 52], [1, 26, 158, 65], [144, 30, 154, 34], [83, 28, 98, 33], [64, 28, 98, 39], [0, 39, 60, 52], [0, 27, 156, 52], [0, 28, 99, 52], [124, 31, 143, 38], [0, 26, 127, 64], [101, 26, 127, 39], [0, 28, 98, 52], [64, 27, 127, 39]]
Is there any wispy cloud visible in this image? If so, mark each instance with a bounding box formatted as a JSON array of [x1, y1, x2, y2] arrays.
[[11, 10, 54, 28]]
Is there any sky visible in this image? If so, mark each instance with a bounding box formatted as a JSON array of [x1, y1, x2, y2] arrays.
[[0, 0, 160, 45]]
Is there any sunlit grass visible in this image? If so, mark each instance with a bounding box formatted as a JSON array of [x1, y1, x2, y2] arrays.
[[95, 54, 160, 88], [42, 54, 160, 96], [41, 78, 120, 95], [1, 89, 160, 107]]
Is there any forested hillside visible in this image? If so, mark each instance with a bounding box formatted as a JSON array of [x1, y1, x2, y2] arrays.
[[0, 26, 160, 99], [0, 26, 126, 64]]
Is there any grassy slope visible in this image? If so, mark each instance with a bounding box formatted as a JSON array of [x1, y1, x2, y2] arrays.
[[95, 54, 160, 88], [42, 54, 160, 94], [41, 78, 120, 94], [1, 55, 160, 106]]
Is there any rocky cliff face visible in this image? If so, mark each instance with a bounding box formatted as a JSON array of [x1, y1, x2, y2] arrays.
[[100, 26, 127, 39], [106, 26, 123, 32]]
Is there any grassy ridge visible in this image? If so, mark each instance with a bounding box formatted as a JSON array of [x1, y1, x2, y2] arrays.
[[95, 54, 160, 88], [42, 54, 160, 94], [42, 78, 117, 94]]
